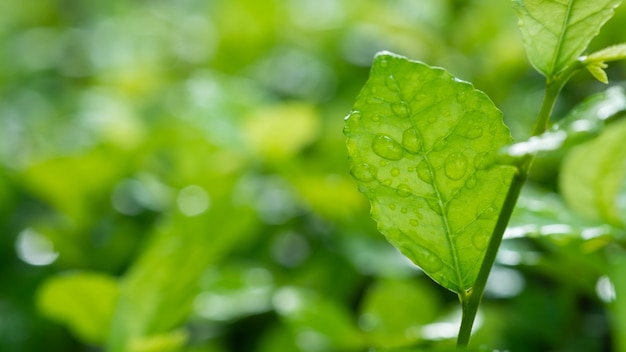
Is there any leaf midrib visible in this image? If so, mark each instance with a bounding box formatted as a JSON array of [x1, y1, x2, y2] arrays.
[[549, 0, 575, 75], [399, 88, 466, 293]]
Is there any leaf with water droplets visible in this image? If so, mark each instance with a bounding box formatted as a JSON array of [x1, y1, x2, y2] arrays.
[[513, 0, 622, 77], [344, 52, 516, 294]]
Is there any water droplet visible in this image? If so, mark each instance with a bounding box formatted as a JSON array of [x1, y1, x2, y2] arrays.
[[416, 161, 432, 183], [414, 93, 427, 102], [390, 168, 400, 177], [444, 152, 468, 180], [443, 109, 451, 117], [457, 90, 468, 104], [396, 184, 412, 197], [382, 178, 392, 186], [407, 166, 415, 172], [465, 175, 477, 189], [380, 58, 388, 68], [410, 219, 419, 227], [427, 115, 437, 124], [416, 211, 423, 219], [379, 160, 388, 167], [349, 111, 362, 121], [465, 126, 483, 139], [479, 205, 498, 219], [372, 114, 381, 122], [391, 102, 410, 118], [402, 128, 422, 154], [401, 207, 408, 214], [350, 162, 377, 182], [342, 124, 351, 136], [385, 75, 396, 89], [389, 203, 396, 210], [400, 244, 444, 272], [433, 138, 447, 151], [472, 232, 488, 250], [426, 198, 443, 216], [372, 134, 404, 161], [474, 153, 485, 169]]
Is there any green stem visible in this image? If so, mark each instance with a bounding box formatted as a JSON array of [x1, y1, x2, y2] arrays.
[[456, 71, 572, 349]]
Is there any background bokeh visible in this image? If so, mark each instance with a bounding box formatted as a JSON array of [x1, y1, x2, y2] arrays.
[[1, 0, 626, 351]]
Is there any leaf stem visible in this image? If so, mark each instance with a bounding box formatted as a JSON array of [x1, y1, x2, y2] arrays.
[[456, 69, 574, 349]]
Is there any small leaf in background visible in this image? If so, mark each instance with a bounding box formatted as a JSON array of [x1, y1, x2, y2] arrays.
[[358, 278, 441, 348], [345, 52, 516, 294], [500, 86, 626, 159], [607, 248, 626, 352], [243, 103, 319, 162], [560, 117, 626, 227], [513, 0, 623, 77], [36, 271, 118, 344], [272, 286, 364, 351]]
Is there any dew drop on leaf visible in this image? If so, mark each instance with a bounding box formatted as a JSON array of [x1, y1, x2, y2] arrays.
[[444, 152, 468, 180], [401, 207, 408, 214], [465, 127, 483, 139], [433, 138, 447, 151], [391, 102, 410, 118], [389, 203, 396, 210], [385, 75, 397, 90], [472, 232, 488, 250], [479, 205, 498, 219], [342, 125, 351, 135], [396, 184, 412, 197], [372, 114, 381, 122], [402, 128, 422, 154], [416, 161, 433, 183], [391, 168, 400, 177], [372, 134, 404, 161], [382, 179, 392, 186], [410, 219, 419, 227], [465, 175, 477, 189], [350, 162, 377, 182], [400, 244, 444, 273]]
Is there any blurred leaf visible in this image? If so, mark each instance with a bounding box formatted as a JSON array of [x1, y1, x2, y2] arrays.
[[560, 118, 626, 227], [21, 148, 126, 221], [36, 271, 118, 344], [506, 184, 623, 252], [344, 52, 516, 293], [273, 286, 364, 351], [513, 0, 623, 76], [500, 86, 626, 159], [607, 247, 626, 352], [244, 103, 319, 162], [129, 330, 188, 352], [106, 178, 256, 352], [359, 278, 441, 348]]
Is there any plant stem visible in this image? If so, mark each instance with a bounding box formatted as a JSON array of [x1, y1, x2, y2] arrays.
[[456, 74, 569, 349]]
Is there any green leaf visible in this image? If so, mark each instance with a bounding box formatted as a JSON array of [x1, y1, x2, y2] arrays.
[[344, 52, 516, 294], [560, 117, 626, 227], [36, 271, 118, 344], [513, 0, 623, 77]]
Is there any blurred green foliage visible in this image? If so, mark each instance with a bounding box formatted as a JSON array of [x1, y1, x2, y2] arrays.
[[1, 0, 625, 351]]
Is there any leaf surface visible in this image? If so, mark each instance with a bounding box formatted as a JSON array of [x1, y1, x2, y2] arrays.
[[560, 117, 626, 227], [514, 0, 623, 77], [345, 52, 516, 293], [37, 271, 118, 344]]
